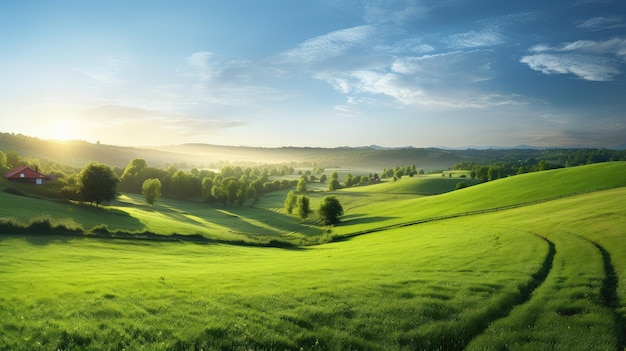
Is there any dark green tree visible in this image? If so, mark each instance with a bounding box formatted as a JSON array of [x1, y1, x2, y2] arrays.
[[318, 196, 344, 225], [297, 195, 311, 220], [297, 177, 307, 193], [329, 178, 341, 191], [284, 190, 297, 214], [142, 178, 162, 206], [343, 173, 353, 188], [78, 162, 118, 206]]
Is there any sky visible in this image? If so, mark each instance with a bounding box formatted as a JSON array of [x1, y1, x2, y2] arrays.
[[1, 0, 625, 148]]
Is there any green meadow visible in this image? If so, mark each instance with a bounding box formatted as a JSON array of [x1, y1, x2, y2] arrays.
[[1, 162, 625, 349]]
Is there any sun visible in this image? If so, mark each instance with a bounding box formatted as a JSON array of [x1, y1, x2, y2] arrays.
[[49, 119, 78, 141]]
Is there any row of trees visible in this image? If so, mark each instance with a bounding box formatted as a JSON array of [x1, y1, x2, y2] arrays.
[[453, 159, 563, 182], [117, 158, 300, 205], [381, 164, 424, 179]]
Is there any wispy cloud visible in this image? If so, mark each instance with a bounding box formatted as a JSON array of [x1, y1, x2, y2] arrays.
[[446, 29, 505, 49], [315, 49, 531, 110], [529, 38, 626, 56], [83, 56, 131, 85], [376, 37, 435, 55], [577, 16, 624, 31], [521, 54, 620, 81], [280, 25, 375, 64], [522, 38, 626, 81]]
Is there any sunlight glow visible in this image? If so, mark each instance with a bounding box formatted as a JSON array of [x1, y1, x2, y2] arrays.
[[49, 119, 77, 141]]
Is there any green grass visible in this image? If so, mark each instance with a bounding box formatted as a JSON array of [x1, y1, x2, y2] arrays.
[[0, 217, 549, 350], [329, 161, 626, 236], [345, 174, 480, 195], [1, 186, 625, 349], [1, 162, 625, 349]]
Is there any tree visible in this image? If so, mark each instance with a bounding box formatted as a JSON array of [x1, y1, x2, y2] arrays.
[[328, 178, 341, 191], [284, 191, 297, 214], [328, 171, 343, 189], [296, 195, 311, 220], [142, 178, 162, 206], [78, 162, 118, 206], [455, 182, 468, 190], [5, 150, 23, 169], [297, 177, 307, 193], [0, 150, 6, 169], [343, 173, 353, 188], [319, 174, 327, 183], [318, 196, 344, 225]]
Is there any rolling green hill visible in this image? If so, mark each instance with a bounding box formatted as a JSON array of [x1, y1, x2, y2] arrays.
[[1, 167, 624, 349], [331, 161, 626, 237]]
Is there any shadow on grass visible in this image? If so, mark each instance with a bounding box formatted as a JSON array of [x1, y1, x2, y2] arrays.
[[339, 214, 399, 226]]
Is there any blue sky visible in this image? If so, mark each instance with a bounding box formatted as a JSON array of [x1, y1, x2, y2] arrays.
[[1, 0, 625, 148]]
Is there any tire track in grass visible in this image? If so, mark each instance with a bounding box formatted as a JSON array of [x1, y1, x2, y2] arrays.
[[588, 240, 624, 349], [466, 232, 619, 350], [455, 234, 555, 350]]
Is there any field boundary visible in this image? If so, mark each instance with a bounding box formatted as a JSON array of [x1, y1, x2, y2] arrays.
[[333, 185, 624, 242]]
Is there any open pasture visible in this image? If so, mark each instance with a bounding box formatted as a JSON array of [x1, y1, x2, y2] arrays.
[[330, 161, 626, 237], [1, 216, 549, 350], [1, 185, 625, 349]]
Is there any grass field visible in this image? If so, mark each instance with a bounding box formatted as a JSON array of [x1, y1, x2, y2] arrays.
[[1, 162, 625, 349]]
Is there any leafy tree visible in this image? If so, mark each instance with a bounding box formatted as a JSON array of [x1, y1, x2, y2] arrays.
[[284, 191, 297, 214], [201, 177, 214, 202], [455, 182, 468, 190], [343, 173, 353, 188], [142, 178, 162, 206], [296, 195, 311, 220], [329, 178, 341, 191], [119, 158, 148, 193], [319, 174, 327, 183], [78, 162, 118, 206], [318, 196, 344, 225], [297, 177, 307, 193], [487, 166, 500, 181], [0, 150, 6, 169], [5, 150, 23, 169]]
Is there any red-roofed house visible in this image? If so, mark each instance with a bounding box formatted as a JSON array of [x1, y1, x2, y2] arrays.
[[3, 166, 52, 185]]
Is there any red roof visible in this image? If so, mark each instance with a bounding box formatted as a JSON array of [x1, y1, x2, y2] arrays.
[[3, 165, 50, 180]]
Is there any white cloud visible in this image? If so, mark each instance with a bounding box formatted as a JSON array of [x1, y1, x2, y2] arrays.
[[523, 38, 626, 81], [577, 16, 624, 31], [280, 25, 375, 64], [377, 37, 435, 55], [530, 38, 626, 56], [446, 29, 505, 49], [520, 53, 620, 81]]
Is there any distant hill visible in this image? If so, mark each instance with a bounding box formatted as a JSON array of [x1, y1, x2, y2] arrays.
[[0, 132, 467, 170], [1, 132, 624, 171]]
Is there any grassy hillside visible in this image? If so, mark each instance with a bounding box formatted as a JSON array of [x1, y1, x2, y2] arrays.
[[1, 162, 624, 247], [331, 161, 626, 236], [1, 185, 624, 349]]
